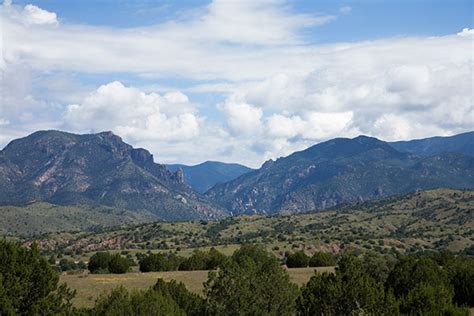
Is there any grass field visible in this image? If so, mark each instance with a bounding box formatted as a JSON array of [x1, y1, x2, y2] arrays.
[[60, 266, 334, 308]]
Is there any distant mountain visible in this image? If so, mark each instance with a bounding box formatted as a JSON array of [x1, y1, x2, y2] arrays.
[[166, 161, 253, 193], [389, 131, 474, 157], [0, 130, 226, 220], [206, 135, 474, 215]]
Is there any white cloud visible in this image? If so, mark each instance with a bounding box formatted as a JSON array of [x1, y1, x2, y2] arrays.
[[64, 81, 200, 142], [266, 114, 304, 138], [219, 95, 263, 136], [457, 28, 474, 36], [1, 0, 335, 80], [264, 111, 353, 140], [339, 6, 352, 14], [22, 4, 58, 25]]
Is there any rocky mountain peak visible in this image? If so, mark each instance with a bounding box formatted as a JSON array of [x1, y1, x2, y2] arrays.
[[0, 130, 226, 220]]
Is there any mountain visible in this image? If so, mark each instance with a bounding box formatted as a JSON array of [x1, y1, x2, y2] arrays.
[[0, 130, 226, 220], [206, 135, 474, 215], [166, 161, 253, 193], [389, 131, 474, 157]]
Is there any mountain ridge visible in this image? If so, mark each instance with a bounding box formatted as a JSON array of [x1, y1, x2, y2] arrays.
[[389, 131, 474, 157], [0, 130, 226, 220], [1, 130, 472, 220], [206, 133, 474, 215]]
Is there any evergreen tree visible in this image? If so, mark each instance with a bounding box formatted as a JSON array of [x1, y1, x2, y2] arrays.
[[205, 244, 299, 315], [0, 240, 76, 315], [286, 251, 310, 268]]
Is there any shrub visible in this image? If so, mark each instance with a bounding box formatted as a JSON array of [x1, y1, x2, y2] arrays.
[[88, 252, 112, 273], [153, 279, 206, 315], [205, 244, 298, 315], [286, 251, 310, 268], [89, 252, 130, 274], [108, 254, 130, 274], [297, 254, 396, 315], [0, 240, 76, 315], [59, 258, 77, 271], [178, 248, 227, 271], [139, 253, 180, 272], [446, 256, 474, 307], [179, 251, 208, 271], [206, 247, 227, 270], [90, 286, 185, 315], [386, 256, 468, 314], [309, 252, 336, 267]]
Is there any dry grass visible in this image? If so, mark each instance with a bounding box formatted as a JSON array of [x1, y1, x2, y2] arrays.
[[60, 266, 334, 308]]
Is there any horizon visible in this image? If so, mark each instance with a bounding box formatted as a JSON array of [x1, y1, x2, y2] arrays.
[[2, 128, 472, 169], [1, 0, 473, 168]]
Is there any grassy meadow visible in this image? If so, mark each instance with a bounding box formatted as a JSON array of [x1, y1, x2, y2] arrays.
[[60, 267, 333, 308]]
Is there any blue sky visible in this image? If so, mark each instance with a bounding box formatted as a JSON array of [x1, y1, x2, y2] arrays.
[[12, 0, 473, 39], [1, 0, 473, 167]]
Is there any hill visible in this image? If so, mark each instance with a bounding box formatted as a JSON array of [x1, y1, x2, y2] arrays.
[[390, 131, 474, 157], [0, 203, 158, 236], [166, 161, 252, 193], [206, 135, 474, 215], [27, 189, 474, 256], [0, 130, 226, 221]]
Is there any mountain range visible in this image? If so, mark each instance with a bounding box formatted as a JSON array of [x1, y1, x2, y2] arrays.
[[166, 161, 252, 193], [0, 130, 472, 223], [206, 133, 474, 215]]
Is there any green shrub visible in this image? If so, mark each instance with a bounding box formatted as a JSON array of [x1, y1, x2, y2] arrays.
[[297, 254, 397, 315], [179, 251, 208, 271], [309, 252, 336, 267], [0, 240, 76, 315], [88, 252, 112, 273], [89, 252, 130, 274], [90, 286, 185, 316], [446, 256, 474, 307], [139, 253, 180, 272], [178, 248, 227, 271], [205, 244, 298, 315], [153, 279, 206, 315], [286, 251, 310, 268], [108, 254, 130, 274]]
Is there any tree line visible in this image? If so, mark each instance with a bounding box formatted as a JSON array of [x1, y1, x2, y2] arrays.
[[1, 239, 473, 315], [86, 248, 336, 275]]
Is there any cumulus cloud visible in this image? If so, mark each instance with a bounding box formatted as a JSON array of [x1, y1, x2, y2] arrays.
[[219, 95, 263, 136], [457, 28, 474, 36], [232, 35, 474, 142], [64, 81, 200, 142], [1, 1, 58, 26], [22, 4, 58, 25]]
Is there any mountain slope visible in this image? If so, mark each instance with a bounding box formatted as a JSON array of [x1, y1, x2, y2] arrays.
[[0, 203, 159, 236], [389, 131, 474, 157], [166, 161, 252, 193], [30, 189, 474, 255], [206, 135, 474, 215], [0, 130, 226, 220]]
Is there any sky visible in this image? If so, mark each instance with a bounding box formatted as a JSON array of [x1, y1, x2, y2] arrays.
[[0, 0, 473, 168]]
